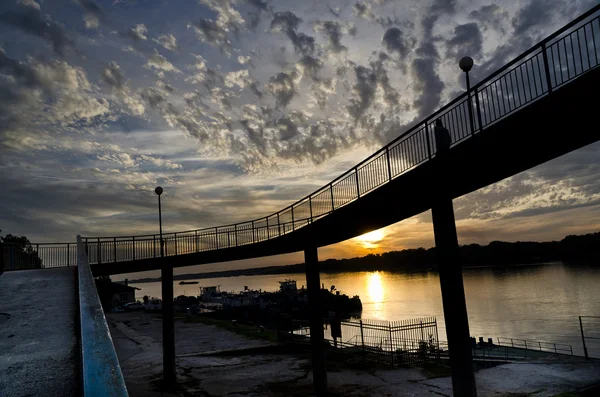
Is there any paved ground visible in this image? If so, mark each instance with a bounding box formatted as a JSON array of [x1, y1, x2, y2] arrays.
[[109, 311, 600, 397], [0, 268, 78, 397]]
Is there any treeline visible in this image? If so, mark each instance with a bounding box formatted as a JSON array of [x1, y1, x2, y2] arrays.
[[128, 232, 600, 283]]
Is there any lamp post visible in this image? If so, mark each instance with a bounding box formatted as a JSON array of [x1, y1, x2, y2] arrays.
[[155, 186, 175, 389], [155, 186, 164, 257], [460, 56, 476, 135]]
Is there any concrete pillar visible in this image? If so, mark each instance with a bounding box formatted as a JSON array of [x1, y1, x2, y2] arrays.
[[304, 245, 327, 396], [432, 198, 477, 397], [162, 265, 176, 389]]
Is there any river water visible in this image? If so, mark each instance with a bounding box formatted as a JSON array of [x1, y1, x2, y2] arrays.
[[129, 262, 600, 357]]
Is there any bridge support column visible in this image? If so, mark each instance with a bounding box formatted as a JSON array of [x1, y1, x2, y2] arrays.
[[162, 264, 176, 389], [432, 198, 477, 397], [304, 245, 327, 396]]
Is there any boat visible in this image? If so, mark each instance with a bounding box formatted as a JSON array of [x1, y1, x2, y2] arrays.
[[179, 281, 199, 285]]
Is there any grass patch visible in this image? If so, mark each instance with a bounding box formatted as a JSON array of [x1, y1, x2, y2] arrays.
[[179, 314, 279, 343]]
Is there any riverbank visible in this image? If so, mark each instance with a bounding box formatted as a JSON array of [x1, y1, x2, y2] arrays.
[[107, 311, 600, 396], [123, 231, 599, 284]]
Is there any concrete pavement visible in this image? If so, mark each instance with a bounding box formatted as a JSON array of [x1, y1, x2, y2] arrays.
[[0, 268, 78, 397]]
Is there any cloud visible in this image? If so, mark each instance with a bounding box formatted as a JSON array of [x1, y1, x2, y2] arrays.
[[189, 0, 246, 56], [76, 0, 103, 29], [266, 71, 297, 107], [101, 61, 145, 116], [409, 0, 456, 118], [0, 4, 73, 55], [185, 54, 224, 88], [270, 11, 316, 56], [314, 20, 347, 54], [445, 23, 483, 61], [512, 0, 553, 36], [128, 23, 148, 41], [146, 49, 180, 75], [469, 4, 509, 34], [352, 2, 375, 20], [382, 27, 409, 58], [224, 69, 252, 89], [153, 34, 178, 51], [347, 57, 399, 122], [188, 19, 232, 55], [0, 49, 110, 146], [296, 55, 323, 81], [17, 0, 40, 10]]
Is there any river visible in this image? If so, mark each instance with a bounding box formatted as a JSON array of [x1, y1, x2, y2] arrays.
[[128, 262, 600, 357]]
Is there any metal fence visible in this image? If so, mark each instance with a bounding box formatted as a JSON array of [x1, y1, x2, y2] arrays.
[[1, 243, 77, 270], [19, 5, 600, 268], [495, 337, 573, 356], [284, 317, 440, 366]]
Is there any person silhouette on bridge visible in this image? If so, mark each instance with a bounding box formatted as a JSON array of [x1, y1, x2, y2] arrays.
[[434, 119, 451, 156]]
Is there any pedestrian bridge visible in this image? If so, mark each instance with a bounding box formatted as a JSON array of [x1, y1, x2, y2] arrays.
[[9, 6, 600, 276]]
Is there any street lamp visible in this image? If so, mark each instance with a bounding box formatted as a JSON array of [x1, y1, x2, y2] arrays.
[[155, 186, 164, 257], [155, 186, 175, 389], [459, 56, 476, 135]]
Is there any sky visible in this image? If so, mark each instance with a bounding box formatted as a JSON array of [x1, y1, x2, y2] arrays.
[[1, 0, 600, 277]]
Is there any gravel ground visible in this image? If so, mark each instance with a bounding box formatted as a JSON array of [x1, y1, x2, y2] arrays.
[[108, 311, 600, 397]]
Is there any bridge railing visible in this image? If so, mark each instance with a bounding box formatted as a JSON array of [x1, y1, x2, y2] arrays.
[[72, 5, 599, 265]]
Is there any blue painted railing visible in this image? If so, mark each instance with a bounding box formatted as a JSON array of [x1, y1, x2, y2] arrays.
[[77, 235, 129, 396]]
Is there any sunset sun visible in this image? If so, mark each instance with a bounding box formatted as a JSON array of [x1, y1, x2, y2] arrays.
[[357, 229, 385, 249]]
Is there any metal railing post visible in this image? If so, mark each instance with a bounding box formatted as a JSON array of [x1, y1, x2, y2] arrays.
[[153, 235, 157, 258], [579, 316, 589, 359], [542, 42, 553, 94], [425, 120, 432, 159], [354, 168, 361, 198], [132, 236, 136, 260], [385, 147, 392, 180], [389, 323, 394, 366], [252, 222, 255, 243], [173, 234, 177, 256], [235, 224, 239, 246], [67, 243, 70, 266], [195, 230, 198, 252], [309, 197, 313, 223], [277, 213, 281, 236], [474, 88, 483, 132], [291, 207, 295, 231], [97, 238, 101, 264], [113, 238, 116, 263], [330, 183, 335, 212], [360, 320, 365, 353], [215, 227, 219, 249]]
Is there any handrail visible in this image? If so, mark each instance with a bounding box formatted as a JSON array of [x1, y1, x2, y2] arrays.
[[34, 5, 600, 266], [76, 235, 129, 396]]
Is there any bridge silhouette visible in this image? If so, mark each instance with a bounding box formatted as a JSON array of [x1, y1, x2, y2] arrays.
[[3, 6, 600, 397], [22, 6, 600, 276]]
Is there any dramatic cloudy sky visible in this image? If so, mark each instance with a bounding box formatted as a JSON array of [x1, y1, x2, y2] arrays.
[[1, 0, 599, 272]]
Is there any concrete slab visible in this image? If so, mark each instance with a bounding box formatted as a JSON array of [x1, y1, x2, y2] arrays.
[[0, 268, 78, 397]]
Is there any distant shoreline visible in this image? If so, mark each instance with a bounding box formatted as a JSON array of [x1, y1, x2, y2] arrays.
[[123, 230, 599, 284], [126, 261, 569, 284]]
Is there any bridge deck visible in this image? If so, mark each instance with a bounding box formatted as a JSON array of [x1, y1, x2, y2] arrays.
[[0, 268, 78, 397]]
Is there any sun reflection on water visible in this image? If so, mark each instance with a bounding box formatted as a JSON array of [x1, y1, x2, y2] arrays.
[[366, 272, 385, 318]]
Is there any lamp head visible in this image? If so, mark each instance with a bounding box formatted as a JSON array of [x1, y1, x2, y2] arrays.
[[155, 186, 163, 196], [459, 56, 474, 72]]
